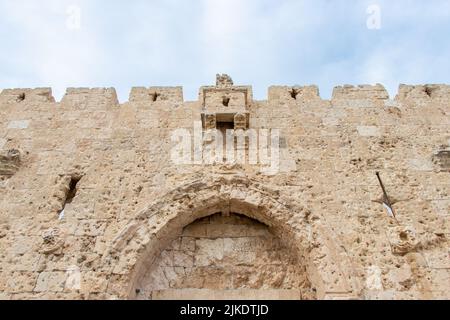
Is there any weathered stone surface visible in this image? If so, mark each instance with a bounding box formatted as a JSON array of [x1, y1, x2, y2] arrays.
[[0, 149, 21, 176], [8, 120, 30, 130], [0, 78, 449, 300], [216, 74, 234, 87], [136, 213, 312, 299]]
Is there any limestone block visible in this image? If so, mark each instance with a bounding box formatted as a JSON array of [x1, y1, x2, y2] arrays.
[[8, 120, 30, 129], [195, 239, 224, 267], [397, 84, 450, 101], [332, 84, 389, 101], [0, 138, 6, 150], [172, 251, 194, 268], [35, 272, 68, 293], [408, 158, 434, 171], [423, 249, 450, 269], [5, 272, 38, 293], [61, 88, 119, 107], [0, 88, 54, 103], [80, 272, 108, 293], [0, 149, 21, 176], [427, 269, 450, 293], [0, 292, 11, 300], [206, 224, 268, 238], [268, 86, 320, 102], [357, 126, 381, 137], [223, 239, 258, 265], [180, 237, 196, 252], [74, 220, 107, 237], [143, 267, 170, 292], [365, 265, 383, 291], [431, 200, 450, 217], [158, 250, 174, 267]]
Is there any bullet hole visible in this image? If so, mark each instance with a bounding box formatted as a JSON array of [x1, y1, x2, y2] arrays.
[[135, 289, 141, 295], [222, 97, 230, 107]]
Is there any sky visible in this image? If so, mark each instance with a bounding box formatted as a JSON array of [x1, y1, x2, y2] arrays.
[[0, 0, 449, 102]]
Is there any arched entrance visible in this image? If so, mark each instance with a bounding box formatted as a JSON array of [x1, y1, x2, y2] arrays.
[[136, 212, 315, 300], [102, 176, 361, 300]]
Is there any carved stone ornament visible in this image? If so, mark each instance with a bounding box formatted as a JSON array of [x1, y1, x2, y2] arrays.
[[389, 226, 419, 255], [216, 74, 234, 87], [40, 228, 65, 255]]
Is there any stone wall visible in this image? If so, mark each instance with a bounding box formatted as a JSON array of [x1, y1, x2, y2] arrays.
[[136, 213, 312, 300], [0, 79, 449, 300]]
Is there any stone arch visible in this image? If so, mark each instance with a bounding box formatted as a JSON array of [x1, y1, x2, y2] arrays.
[[102, 176, 361, 300]]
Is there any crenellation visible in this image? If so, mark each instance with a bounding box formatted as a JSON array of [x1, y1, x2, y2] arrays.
[[61, 88, 119, 106], [129, 87, 183, 103], [1, 84, 447, 106], [396, 84, 450, 101], [0, 77, 449, 301], [268, 85, 321, 102], [199, 85, 253, 108], [0, 88, 55, 104], [332, 84, 389, 101]]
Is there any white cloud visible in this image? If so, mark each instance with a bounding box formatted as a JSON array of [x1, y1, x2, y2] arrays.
[[0, 0, 449, 101], [0, 0, 102, 100]]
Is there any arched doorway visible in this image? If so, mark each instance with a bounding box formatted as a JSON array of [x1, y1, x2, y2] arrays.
[[102, 176, 360, 300], [135, 212, 315, 300]]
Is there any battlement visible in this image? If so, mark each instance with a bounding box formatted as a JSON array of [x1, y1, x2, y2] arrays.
[[268, 86, 321, 102], [129, 87, 183, 103], [1, 75, 450, 302], [332, 84, 389, 101], [396, 84, 450, 100], [0, 88, 55, 103], [1, 83, 450, 106], [61, 87, 119, 106], [199, 85, 253, 107]]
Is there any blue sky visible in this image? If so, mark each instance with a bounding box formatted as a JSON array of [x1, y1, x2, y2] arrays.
[[1, 0, 449, 101]]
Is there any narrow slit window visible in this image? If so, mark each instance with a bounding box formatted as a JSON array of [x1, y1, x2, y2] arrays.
[[65, 176, 81, 205], [290, 89, 299, 100], [59, 176, 81, 220], [151, 92, 161, 102]]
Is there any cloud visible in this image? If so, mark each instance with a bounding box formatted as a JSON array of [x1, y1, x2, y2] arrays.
[[0, 0, 103, 99], [0, 0, 449, 101]]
